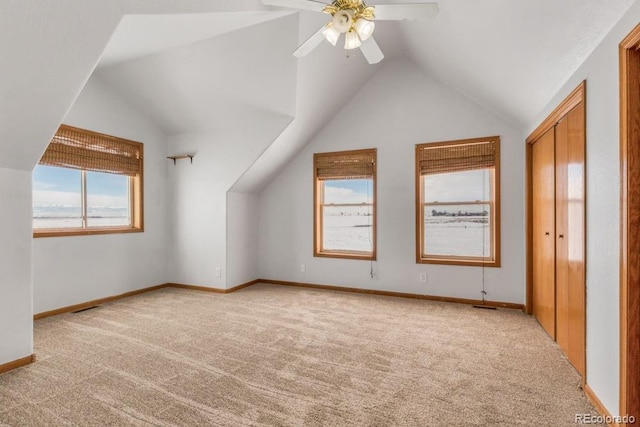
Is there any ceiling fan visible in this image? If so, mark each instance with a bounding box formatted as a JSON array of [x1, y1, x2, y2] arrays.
[[262, 0, 439, 64]]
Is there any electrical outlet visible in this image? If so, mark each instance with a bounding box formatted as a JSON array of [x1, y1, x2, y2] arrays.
[[300, 264, 306, 273], [215, 268, 222, 278], [419, 272, 428, 283]]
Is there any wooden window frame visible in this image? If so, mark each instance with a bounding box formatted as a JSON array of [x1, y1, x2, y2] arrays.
[[34, 125, 144, 238], [313, 148, 377, 261], [415, 136, 501, 267]]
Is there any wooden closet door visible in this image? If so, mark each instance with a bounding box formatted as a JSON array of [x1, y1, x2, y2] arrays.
[[554, 103, 586, 377], [566, 102, 586, 377], [532, 128, 556, 338], [555, 117, 570, 352]]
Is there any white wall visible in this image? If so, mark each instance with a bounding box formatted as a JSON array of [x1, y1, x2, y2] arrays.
[[167, 115, 291, 288], [0, 168, 33, 364], [32, 76, 169, 314], [227, 192, 259, 287], [525, 2, 640, 416], [0, 0, 126, 367], [258, 58, 525, 304]]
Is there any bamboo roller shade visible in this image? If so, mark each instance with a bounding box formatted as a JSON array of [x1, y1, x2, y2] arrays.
[[39, 125, 143, 176], [315, 149, 376, 180], [418, 139, 497, 175]]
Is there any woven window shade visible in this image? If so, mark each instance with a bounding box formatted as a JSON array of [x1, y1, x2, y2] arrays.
[[315, 149, 376, 180], [418, 140, 497, 175], [39, 125, 143, 176]]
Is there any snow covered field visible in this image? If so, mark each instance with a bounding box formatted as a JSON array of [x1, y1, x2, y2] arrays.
[[33, 206, 130, 229], [322, 205, 373, 252], [424, 218, 490, 257], [322, 205, 490, 256]]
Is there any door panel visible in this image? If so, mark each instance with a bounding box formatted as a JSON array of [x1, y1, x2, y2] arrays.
[[532, 128, 556, 339], [555, 118, 570, 353], [566, 102, 586, 377]]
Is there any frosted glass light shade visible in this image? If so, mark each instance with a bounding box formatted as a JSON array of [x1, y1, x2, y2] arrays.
[[344, 31, 362, 50], [322, 23, 340, 46], [355, 19, 375, 41], [332, 9, 354, 33]]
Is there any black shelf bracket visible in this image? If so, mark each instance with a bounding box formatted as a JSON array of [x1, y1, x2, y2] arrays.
[[167, 155, 194, 165]]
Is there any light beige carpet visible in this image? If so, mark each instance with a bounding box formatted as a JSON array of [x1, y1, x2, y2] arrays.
[[0, 284, 601, 426]]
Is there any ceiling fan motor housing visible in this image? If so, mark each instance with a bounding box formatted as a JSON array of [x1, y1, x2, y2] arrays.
[[323, 0, 376, 33], [332, 10, 354, 33]]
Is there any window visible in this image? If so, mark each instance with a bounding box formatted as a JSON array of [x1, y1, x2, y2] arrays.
[[314, 149, 376, 260], [415, 136, 500, 266], [33, 124, 143, 237]]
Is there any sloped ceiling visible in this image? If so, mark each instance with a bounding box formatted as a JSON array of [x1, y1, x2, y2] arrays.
[[99, 12, 291, 68], [0, 0, 272, 171], [399, 0, 636, 126], [0, 1, 123, 171], [96, 10, 390, 192], [2, 0, 634, 181], [91, 0, 636, 193], [97, 15, 300, 134], [231, 12, 392, 192]]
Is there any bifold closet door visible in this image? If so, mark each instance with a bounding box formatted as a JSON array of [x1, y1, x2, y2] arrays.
[[532, 128, 556, 339], [555, 117, 569, 352], [555, 103, 586, 377]]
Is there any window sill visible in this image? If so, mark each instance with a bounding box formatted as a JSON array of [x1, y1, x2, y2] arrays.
[[315, 251, 376, 261], [33, 226, 143, 238], [417, 256, 500, 268]]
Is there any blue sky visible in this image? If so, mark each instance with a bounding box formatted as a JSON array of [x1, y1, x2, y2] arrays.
[[33, 165, 128, 208], [33, 165, 81, 192], [33, 166, 488, 207], [34, 165, 127, 197], [323, 170, 490, 205], [324, 179, 373, 204], [423, 169, 490, 202], [325, 179, 372, 194]]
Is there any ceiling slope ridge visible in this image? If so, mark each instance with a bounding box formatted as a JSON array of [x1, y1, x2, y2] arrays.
[[96, 14, 298, 134], [89, 70, 179, 134], [404, 55, 524, 131], [166, 110, 293, 195], [229, 49, 382, 194], [247, 55, 526, 197], [98, 11, 294, 69], [0, 1, 127, 171], [167, 109, 295, 140], [80, 74, 169, 140], [399, 0, 635, 130], [228, 115, 296, 193]]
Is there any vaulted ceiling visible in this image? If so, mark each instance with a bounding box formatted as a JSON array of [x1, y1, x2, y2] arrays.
[[1, 0, 635, 188], [399, 0, 636, 125]]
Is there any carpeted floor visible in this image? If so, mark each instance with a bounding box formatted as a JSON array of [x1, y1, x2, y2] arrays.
[[0, 284, 601, 426]]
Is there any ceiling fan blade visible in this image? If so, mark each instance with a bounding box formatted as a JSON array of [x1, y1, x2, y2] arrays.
[[293, 26, 327, 57], [373, 3, 439, 20], [262, 0, 327, 12], [359, 37, 384, 64]]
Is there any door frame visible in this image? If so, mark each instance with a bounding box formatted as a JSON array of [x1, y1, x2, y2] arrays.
[[525, 81, 586, 314], [619, 24, 640, 422]]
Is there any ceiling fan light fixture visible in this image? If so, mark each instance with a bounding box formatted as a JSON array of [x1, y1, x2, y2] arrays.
[[332, 9, 354, 33], [264, 0, 440, 64], [322, 23, 340, 46], [344, 30, 362, 50], [355, 18, 375, 41]]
